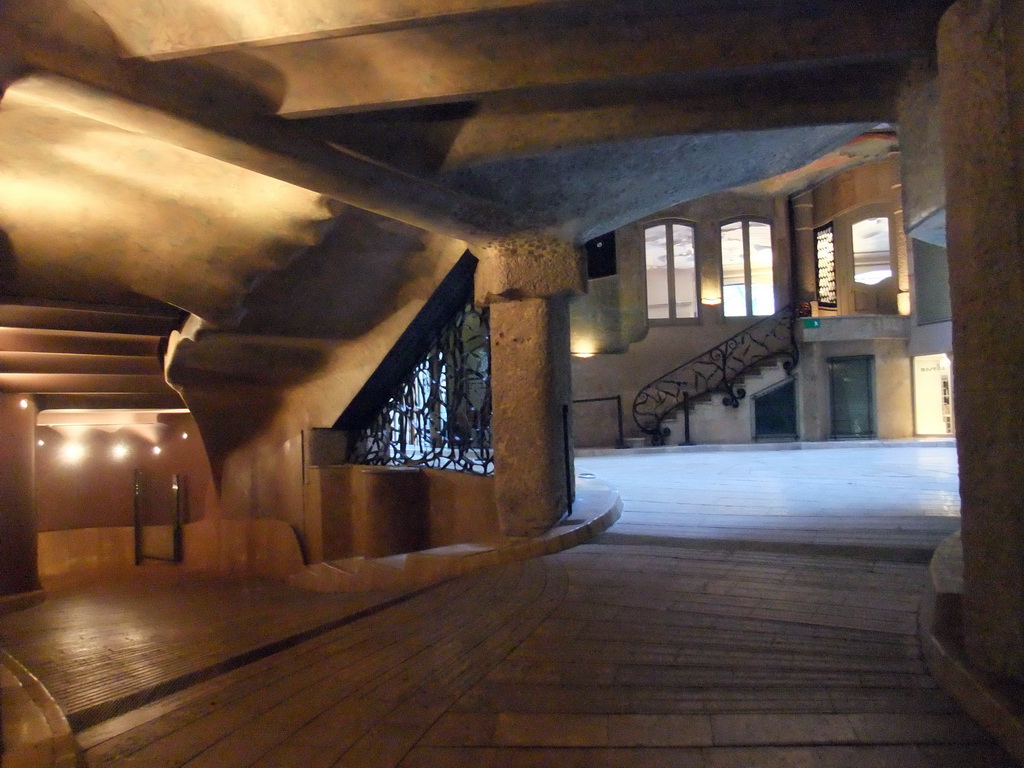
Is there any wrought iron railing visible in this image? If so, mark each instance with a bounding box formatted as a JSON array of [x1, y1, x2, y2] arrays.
[[572, 395, 627, 448], [347, 302, 493, 475], [632, 304, 798, 443]]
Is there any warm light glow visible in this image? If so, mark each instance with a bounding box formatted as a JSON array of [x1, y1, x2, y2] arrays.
[[701, 296, 722, 306], [182, 432, 188, 439], [19, 398, 28, 409], [572, 337, 599, 357], [60, 442, 86, 464], [897, 290, 911, 316], [111, 443, 130, 460], [152, 446, 162, 455], [37, 439, 45, 447]]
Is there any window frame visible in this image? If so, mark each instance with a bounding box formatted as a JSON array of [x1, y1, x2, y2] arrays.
[[643, 219, 700, 324], [719, 216, 776, 319], [830, 202, 898, 316]]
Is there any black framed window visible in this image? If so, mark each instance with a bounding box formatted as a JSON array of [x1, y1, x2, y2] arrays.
[[815, 222, 837, 309]]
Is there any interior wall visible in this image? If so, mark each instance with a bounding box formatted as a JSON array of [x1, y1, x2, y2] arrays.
[[312, 465, 497, 560], [172, 222, 471, 553], [797, 338, 913, 441], [572, 190, 788, 446], [35, 413, 215, 532]]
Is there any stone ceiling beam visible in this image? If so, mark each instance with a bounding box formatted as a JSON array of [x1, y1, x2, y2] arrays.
[[4, 74, 514, 243], [0, 352, 160, 377], [190, 0, 949, 117], [35, 393, 185, 410], [0, 372, 172, 394], [0, 328, 161, 357], [77, 0, 585, 60], [438, 65, 904, 166]]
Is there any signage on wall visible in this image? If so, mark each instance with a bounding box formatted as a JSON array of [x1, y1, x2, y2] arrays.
[[802, 318, 821, 329]]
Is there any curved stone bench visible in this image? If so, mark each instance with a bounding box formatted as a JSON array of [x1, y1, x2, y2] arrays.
[[288, 475, 622, 593], [1, 649, 80, 768]]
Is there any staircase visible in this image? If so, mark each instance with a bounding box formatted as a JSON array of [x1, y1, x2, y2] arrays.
[[0, 298, 186, 411], [632, 304, 799, 445]]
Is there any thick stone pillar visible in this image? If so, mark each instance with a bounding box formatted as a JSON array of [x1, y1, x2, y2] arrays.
[[938, 0, 1024, 678], [0, 394, 42, 604], [479, 233, 584, 537]]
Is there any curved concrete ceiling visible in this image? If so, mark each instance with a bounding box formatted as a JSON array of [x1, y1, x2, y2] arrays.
[[0, 0, 951, 403]]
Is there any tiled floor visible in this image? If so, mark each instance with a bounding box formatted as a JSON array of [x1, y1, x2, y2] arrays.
[[3, 444, 1018, 767]]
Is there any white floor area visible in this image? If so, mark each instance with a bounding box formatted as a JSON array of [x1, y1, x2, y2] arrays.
[[576, 443, 961, 556]]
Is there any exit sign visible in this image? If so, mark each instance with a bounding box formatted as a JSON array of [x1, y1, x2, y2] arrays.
[[802, 318, 821, 329]]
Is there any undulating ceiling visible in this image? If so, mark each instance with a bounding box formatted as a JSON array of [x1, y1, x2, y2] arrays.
[[0, 0, 953, 411]]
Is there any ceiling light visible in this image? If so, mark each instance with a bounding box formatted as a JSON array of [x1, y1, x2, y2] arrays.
[[19, 399, 28, 409], [152, 446, 162, 455], [111, 443, 130, 460], [37, 439, 45, 447], [182, 432, 188, 439]]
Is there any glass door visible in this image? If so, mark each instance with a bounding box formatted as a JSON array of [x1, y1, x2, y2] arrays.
[[829, 356, 875, 438]]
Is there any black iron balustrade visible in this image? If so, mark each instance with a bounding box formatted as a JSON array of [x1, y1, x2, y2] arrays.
[[348, 302, 493, 475], [632, 304, 799, 444]]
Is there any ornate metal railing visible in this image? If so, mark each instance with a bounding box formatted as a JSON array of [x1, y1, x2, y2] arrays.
[[348, 302, 493, 475], [632, 304, 799, 443]]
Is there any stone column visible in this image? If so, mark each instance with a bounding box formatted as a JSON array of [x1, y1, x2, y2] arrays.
[[891, 190, 912, 316], [938, 0, 1024, 678], [0, 394, 42, 603], [478, 233, 584, 537], [790, 190, 817, 308]]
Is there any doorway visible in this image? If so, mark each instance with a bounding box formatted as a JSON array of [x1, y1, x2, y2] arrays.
[[754, 378, 798, 440], [829, 356, 875, 438]]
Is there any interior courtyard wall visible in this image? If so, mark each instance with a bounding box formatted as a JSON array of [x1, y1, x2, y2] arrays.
[[572, 190, 786, 446]]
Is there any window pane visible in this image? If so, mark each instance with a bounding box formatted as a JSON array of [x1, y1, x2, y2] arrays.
[[749, 221, 775, 315], [645, 225, 669, 319], [720, 221, 746, 317], [852, 217, 892, 285], [672, 224, 697, 318]]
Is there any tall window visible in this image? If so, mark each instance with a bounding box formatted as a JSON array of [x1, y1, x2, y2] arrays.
[[645, 222, 697, 320], [851, 217, 892, 286], [720, 219, 775, 317]]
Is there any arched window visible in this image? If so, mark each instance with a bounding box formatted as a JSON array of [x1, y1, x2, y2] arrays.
[[644, 222, 697, 320], [720, 219, 775, 317]]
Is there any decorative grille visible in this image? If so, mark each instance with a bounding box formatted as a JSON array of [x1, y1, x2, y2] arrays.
[[816, 223, 837, 308], [348, 303, 493, 475]]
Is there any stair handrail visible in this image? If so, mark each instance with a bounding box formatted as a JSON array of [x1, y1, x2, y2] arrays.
[[632, 304, 799, 443]]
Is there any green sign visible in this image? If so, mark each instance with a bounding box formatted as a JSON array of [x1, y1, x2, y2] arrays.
[[802, 318, 821, 329]]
